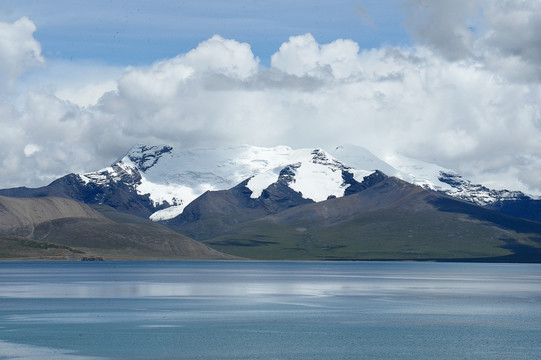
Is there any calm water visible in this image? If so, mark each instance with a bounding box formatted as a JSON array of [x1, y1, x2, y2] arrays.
[[0, 261, 540, 360]]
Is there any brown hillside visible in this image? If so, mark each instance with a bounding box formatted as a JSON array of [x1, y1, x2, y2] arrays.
[[0, 196, 108, 237]]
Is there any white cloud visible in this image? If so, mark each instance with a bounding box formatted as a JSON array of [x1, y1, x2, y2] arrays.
[[270, 33, 363, 79], [118, 61, 194, 103], [23, 143, 41, 157], [55, 80, 118, 108], [182, 35, 259, 79], [0, 17, 44, 91], [1, 9, 541, 197]]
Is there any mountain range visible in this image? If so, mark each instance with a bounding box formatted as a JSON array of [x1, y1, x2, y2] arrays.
[[1, 144, 540, 262]]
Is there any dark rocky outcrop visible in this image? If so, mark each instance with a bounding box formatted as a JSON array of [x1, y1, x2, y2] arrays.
[[81, 256, 104, 261]]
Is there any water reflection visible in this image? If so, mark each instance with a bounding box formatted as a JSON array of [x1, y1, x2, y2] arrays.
[[1, 266, 540, 300]]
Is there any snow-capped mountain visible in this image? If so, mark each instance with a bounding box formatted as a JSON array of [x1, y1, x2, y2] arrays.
[[381, 153, 537, 206], [2, 143, 540, 262], [2, 143, 537, 223], [72, 143, 540, 222], [78, 144, 376, 221]]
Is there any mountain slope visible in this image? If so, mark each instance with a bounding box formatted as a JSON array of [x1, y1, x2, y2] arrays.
[[200, 177, 541, 262], [0, 196, 230, 260], [0, 195, 106, 237], [167, 170, 388, 240], [484, 198, 541, 223]]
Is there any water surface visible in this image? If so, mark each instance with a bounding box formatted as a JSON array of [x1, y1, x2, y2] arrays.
[[0, 261, 540, 359]]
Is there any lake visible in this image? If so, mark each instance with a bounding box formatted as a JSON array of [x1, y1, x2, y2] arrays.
[[0, 261, 540, 359]]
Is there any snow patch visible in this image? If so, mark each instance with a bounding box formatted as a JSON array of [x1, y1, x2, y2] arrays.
[[350, 169, 376, 181], [289, 156, 346, 201], [78, 174, 91, 185], [150, 205, 185, 221], [382, 153, 533, 205], [245, 148, 353, 200], [383, 153, 455, 193], [329, 145, 398, 176], [247, 169, 281, 198], [136, 174, 218, 213]]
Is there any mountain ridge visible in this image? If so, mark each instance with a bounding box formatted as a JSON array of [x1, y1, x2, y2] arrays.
[[200, 177, 541, 261], [2, 144, 538, 223]]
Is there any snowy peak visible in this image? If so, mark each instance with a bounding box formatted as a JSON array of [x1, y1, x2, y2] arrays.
[[77, 144, 381, 221], [79, 160, 140, 187], [310, 148, 348, 171], [126, 144, 173, 172], [78, 144, 172, 187], [329, 145, 399, 176], [383, 153, 455, 193], [384, 153, 535, 206], [438, 171, 529, 206], [245, 147, 374, 202]]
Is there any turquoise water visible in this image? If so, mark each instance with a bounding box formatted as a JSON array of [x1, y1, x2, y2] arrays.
[[0, 261, 540, 359]]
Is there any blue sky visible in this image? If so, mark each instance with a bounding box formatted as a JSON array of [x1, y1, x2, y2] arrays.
[[1, 1, 541, 196], [1, 0, 408, 66]]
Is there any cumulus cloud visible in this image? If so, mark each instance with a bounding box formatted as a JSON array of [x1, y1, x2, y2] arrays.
[[0, 17, 44, 91], [1, 8, 541, 197], [182, 35, 260, 79], [271, 33, 363, 79]]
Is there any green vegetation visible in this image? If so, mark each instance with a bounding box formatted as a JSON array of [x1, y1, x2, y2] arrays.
[[0, 236, 84, 260], [204, 208, 540, 261]]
